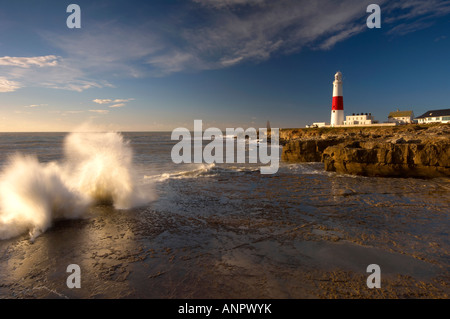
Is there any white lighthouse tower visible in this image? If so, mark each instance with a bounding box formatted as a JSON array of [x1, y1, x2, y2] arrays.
[[330, 71, 344, 127]]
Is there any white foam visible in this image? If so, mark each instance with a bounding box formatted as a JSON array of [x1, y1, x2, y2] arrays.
[[144, 163, 215, 182], [0, 131, 154, 241]]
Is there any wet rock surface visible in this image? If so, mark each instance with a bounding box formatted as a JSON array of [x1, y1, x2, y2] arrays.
[[1, 169, 449, 299]]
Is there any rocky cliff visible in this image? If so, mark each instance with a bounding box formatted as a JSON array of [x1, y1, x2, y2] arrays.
[[281, 138, 345, 162], [281, 124, 450, 178]]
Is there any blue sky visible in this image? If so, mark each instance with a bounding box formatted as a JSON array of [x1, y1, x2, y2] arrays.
[[0, 0, 449, 131]]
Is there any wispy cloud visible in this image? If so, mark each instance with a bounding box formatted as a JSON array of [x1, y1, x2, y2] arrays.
[[43, 1, 382, 77], [93, 99, 113, 104], [109, 103, 126, 108], [164, 0, 377, 71], [48, 80, 111, 93], [2, 0, 449, 90], [0, 77, 21, 92], [43, 23, 164, 78], [89, 109, 109, 114], [93, 98, 134, 105], [318, 24, 366, 50], [65, 110, 84, 114], [0, 55, 112, 93], [24, 104, 48, 108], [146, 51, 202, 75], [93, 98, 134, 108], [112, 98, 134, 103], [0, 55, 59, 68], [383, 0, 450, 36]]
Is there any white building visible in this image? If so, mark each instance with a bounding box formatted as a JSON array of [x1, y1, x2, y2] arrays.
[[388, 109, 415, 124], [416, 109, 450, 124], [305, 122, 327, 128], [343, 113, 377, 126]]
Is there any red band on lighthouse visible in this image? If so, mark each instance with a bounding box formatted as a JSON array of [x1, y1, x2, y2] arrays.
[[332, 96, 343, 110]]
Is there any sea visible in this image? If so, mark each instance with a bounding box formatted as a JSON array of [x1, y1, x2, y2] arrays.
[[0, 131, 448, 298]]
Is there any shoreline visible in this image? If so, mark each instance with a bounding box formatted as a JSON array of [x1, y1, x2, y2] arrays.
[[1, 202, 449, 299]]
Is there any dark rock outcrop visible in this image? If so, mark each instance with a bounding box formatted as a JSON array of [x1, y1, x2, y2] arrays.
[[281, 124, 450, 178], [322, 140, 450, 178], [281, 138, 346, 162]]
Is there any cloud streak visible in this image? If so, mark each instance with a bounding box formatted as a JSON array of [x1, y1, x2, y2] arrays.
[[109, 103, 126, 108], [384, 0, 450, 35], [93, 98, 134, 108], [93, 99, 113, 105], [2, 0, 449, 93], [0, 55, 112, 93], [47, 1, 380, 77], [135, 0, 450, 74], [0, 77, 21, 92], [89, 109, 109, 114], [0, 55, 59, 68], [24, 104, 48, 108]]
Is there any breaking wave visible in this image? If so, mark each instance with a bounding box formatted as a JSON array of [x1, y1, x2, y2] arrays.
[[144, 163, 216, 182], [144, 163, 264, 182], [0, 131, 153, 241]]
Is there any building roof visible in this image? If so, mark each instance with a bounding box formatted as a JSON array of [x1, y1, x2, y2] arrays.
[[416, 109, 450, 119], [388, 110, 413, 118]]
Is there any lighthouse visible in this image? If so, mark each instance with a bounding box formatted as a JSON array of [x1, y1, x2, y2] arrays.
[[330, 71, 344, 127]]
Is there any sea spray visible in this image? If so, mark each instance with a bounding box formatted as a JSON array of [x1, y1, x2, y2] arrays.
[[0, 131, 153, 241], [64, 132, 149, 209], [0, 155, 89, 240]]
